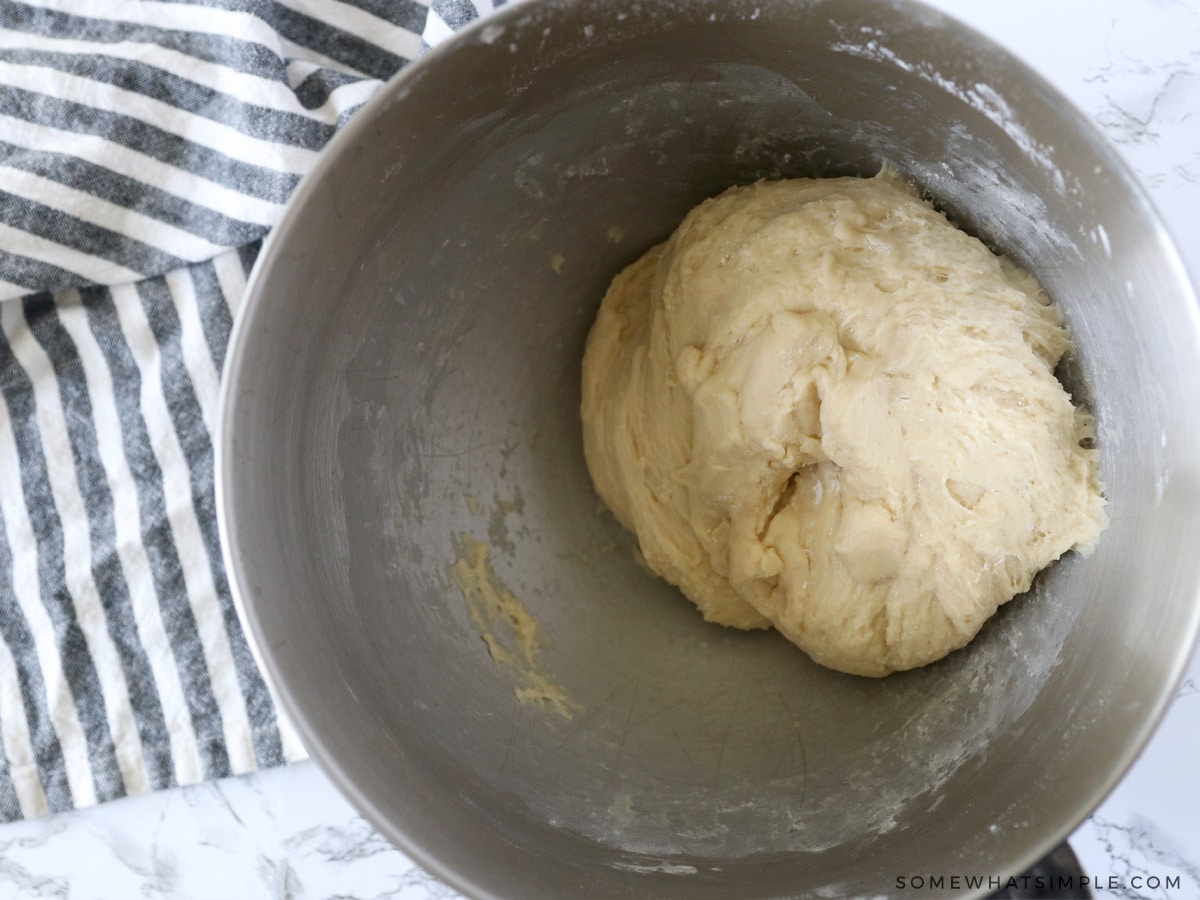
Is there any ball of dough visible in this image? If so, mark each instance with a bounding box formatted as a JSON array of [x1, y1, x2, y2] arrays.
[[580, 172, 1107, 677]]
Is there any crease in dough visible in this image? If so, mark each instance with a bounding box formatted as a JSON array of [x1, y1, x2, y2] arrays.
[[580, 170, 1107, 677]]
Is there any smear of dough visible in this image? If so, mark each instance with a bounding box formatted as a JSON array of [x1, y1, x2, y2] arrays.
[[580, 171, 1107, 677], [452, 534, 577, 717]]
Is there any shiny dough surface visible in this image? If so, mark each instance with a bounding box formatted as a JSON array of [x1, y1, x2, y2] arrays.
[[580, 172, 1106, 676]]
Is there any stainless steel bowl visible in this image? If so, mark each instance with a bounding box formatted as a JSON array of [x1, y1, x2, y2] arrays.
[[216, 0, 1200, 896]]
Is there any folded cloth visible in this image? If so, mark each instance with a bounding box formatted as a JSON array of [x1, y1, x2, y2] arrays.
[[0, 0, 503, 822]]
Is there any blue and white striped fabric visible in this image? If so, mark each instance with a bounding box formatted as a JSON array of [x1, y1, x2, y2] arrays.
[[0, 0, 504, 822]]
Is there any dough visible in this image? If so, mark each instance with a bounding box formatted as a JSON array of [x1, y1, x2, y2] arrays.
[[580, 171, 1107, 677]]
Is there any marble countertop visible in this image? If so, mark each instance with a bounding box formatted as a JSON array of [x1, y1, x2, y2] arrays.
[[1, 0, 1197, 897]]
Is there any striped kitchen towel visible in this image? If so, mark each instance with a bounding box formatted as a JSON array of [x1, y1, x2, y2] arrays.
[[0, 0, 503, 822]]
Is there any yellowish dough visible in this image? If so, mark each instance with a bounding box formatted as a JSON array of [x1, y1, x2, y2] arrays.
[[580, 171, 1107, 677]]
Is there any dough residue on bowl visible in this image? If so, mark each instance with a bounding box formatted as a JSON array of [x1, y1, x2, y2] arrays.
[[580, 170, 1107, 677], [452, 533, 577, 717]]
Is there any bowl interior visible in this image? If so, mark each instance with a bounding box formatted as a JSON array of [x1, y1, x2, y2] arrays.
[[220, 1, 1200, 897]]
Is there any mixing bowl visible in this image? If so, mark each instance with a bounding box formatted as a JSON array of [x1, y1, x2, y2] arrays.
[[216, 0, 1200, 896]]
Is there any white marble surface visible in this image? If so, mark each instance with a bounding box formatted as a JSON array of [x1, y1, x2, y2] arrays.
[[1, 0, 1197, 897]]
